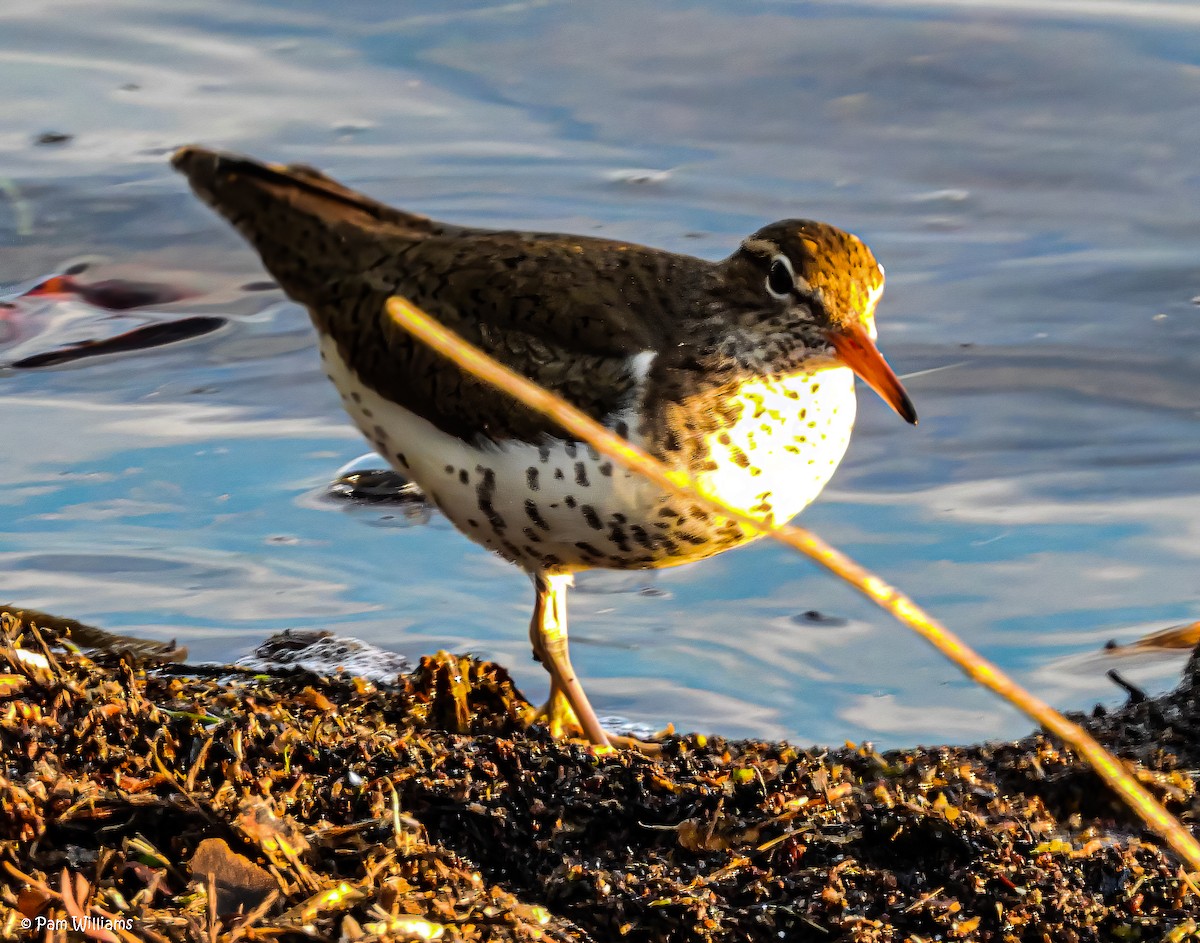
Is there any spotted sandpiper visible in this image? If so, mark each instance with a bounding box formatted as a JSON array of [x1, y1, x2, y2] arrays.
[[173, 147, 917, 748]]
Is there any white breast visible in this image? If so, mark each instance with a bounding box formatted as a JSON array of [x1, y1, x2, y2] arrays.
[[690, 365, 857, 528]]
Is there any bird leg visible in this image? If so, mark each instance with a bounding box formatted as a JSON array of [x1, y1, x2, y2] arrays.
[[526, 572, 610, 747], [533, 684, 580, 740]]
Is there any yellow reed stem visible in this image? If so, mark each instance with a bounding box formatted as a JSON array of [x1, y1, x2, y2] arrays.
[[385, 295, 1200, 874]]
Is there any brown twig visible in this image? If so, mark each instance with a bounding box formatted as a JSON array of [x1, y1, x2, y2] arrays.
[[225, 890, 280, 943]]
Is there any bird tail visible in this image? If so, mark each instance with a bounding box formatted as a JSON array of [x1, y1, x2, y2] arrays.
[[172, 146, 443, 305]]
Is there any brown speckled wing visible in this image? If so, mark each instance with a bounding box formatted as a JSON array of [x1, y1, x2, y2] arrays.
[[173, 147, 704, 443]]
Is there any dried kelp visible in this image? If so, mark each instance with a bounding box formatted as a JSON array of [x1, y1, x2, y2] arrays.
[[1, 607, 1197, 942]]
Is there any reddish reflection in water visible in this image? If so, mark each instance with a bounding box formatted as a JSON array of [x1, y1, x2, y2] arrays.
[[3, 272, 223, 368], [20, 274, 196, 311]]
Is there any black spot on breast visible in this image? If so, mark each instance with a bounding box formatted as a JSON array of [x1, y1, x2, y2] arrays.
[[580, 505, 602, 530], [526, 467, 540, 491], [574, 462, 590, 487], [351, 392, 362, 404], [394, 452, 409, 469], [475, 468, 506, 532], [554, 468, 565, 481], [564, 442, 577, 458], [525, 500, 551, 531], [630, 525, 655, 550], [614, 420, 629, 438], [459, 469, 469, 485], [538, 444, 551, 463], [444, 464, 454, 475], [574, 541, 602, 560], [599, 463, 613, 477], [362, 407, 374, 418], [522, 528, 542, 544], [564, 496, 577, 509], [608, 524, 631, 552]]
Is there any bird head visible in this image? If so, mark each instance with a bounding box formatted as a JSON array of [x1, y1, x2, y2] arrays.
[[716, 219, 917, 425]]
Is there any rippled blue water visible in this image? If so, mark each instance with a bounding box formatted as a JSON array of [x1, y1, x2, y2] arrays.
[[3, 0, 1199, 745]]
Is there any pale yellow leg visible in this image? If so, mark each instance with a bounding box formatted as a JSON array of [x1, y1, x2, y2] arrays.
[[526, 572, 610, 747], [537, 684, 581, 740]]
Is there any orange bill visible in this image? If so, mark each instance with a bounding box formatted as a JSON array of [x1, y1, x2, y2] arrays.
[[827, 322, 918, 425]]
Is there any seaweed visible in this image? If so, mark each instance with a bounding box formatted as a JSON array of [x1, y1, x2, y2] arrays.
[[1, 607, 1197, 942]]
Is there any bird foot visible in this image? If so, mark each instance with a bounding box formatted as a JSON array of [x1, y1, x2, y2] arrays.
[[525, 688, 674, 754], [525, 700, 668, 754], [605, 723, 674, 756], [525, 693, 587, 740]]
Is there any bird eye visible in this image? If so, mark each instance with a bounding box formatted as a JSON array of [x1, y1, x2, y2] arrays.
[[766, 256, 794, 298]]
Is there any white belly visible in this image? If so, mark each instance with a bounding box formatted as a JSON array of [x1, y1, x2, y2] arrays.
[[318, 336, 856, 573], [320, 335, 657, 570]]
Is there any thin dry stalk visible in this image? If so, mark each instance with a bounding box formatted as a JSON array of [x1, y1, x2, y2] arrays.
[[384, 294, 1200, 874]]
